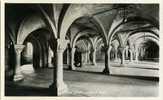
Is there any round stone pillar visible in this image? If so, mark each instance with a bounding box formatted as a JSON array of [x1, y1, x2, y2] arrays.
[[48, 47, 54, 67], [114, 49, 118, 61], [129, 49, 133, 62], [135, 48, 139, 62], [50, 39, 68, 96], [66, 49, 70, 65], [103, 46, 112, 75], [119, 47, 125, 66], [69, 48, 76, 70], [92, 49, 97, 66], [125, 47, 129, 59], [87, 51, 91, 64], [14, 44, 25, 82], [84, 51, 88, 64]]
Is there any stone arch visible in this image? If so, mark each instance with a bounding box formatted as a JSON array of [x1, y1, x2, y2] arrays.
[[76, 39, 88, 52], [65, 35, 71, 43], [76, 36, 94, 52], [59, 5, 107, 45], [69, 17, 107, 47], [129, 29, 159, 38], [132, 36, 159, 61], [74, 39, 89, 67], [23, 35, 42, 69], [93, 36, 103, 50], [127, 32, 159, 61], [127, 31, 159, 47], [22, 28, 54, 68], [38, 5, 57, 39], [108, 16, 158, 47], [114, 34, 123, 47], [133, 35, 159, 47], [17, 14, 47, 44], [72, 29, 95, 49], [59, 4, 89, 39], [92, 16, 108, 46], [72, 29, 90, 48], [107, 18, 124, 45]]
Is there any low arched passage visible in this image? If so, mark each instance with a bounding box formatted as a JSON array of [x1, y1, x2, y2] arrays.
[[143, 40, 159, 61], [133, 36, 159, 62], [74, 40, 88, 67], [21, 28, 56, 69], [108, 16, 158, 47], [71, 29, 96, 48], [61, 15, 107, 47], [128, 32, 159, 47], [25, 35, 41, 69]]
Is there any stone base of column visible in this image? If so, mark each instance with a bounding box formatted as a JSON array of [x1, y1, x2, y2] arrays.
[[103, 67, 110, 75], [92, 62, 97, 66], [114, 59, 118, 62], [68, 65, 76, 70], [48, 63, 53, 67], [82, 62, 86, 66], [13, 67, 24, 82], [134, 60, 138, 63], [49, 82, 68, 96], [129, 60, 133, 64], [13, 73, 24, 82], [120, 63, 125, 67]]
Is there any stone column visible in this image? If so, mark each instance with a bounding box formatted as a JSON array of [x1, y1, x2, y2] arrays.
[[114, 49, 118, 61], [81, 52, 86, 65], [103, 46, 112, 75], [125, 47, 128, 59], [48, 47, 54, 67], [92, 49, 97, 66], [129, 49, 133, 62], [14, 44, 25, 82], [69, 47, 76, 70], [87, 51, 91, 64], [50, 39, 68, 96], [84, 52, 88, 64], [66, 49, 69, 65], [135, 48, 139, 62], [119, 47, 125, 66]]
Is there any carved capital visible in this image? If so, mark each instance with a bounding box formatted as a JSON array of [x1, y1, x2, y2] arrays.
[[119, 46, 126, 52], [104, 45, 112, 53], [71, 48, 76, 52], [57, 39, 68, 52], [91, 48, 96, 52], [15, 44, 25, 54]]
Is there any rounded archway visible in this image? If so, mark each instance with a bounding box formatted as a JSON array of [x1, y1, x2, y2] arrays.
[[21, 28, 55, 70], [139, 39, 159, 62]]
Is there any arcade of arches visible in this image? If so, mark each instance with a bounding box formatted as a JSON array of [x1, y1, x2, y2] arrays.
[[5, 4, 159, 96]]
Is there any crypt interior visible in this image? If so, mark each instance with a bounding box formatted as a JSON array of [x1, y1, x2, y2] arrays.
[[5, 3, 159, 96]]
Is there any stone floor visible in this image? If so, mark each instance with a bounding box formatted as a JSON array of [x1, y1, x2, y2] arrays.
[[71, 61, 159, 77], [5, 61, 159, 97]]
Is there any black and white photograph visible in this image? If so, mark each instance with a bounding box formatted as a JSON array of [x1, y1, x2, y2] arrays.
[[0, 0, 162, 99]]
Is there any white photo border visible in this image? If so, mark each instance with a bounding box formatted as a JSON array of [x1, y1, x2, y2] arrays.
[[1, 0, 162, 100]]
